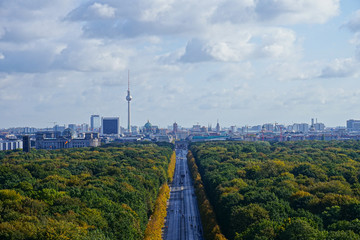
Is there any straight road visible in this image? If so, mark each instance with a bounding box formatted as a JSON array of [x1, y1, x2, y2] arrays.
[[163, 143, 204, 240]]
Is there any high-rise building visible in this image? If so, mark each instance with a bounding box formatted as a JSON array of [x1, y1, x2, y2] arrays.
[[90, 115, 101, 132], [102, 117, 120, 135], [292, 123, 309, 133], [68, 124, 77, 132], [173, 122, 178, 133], [310, 118, 315, 131], [216, 120, 220, 133], [23, 136, 30, 152], [314, 123, 325, 131], [347, 119, 360, 131], [262, 123, 274, 132], [80, 123, 89, 133]]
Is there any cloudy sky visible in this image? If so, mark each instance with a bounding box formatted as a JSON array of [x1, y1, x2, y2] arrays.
[[1, 0, 360, 129]]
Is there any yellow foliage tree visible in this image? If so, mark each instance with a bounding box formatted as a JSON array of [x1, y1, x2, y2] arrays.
[[167, 152, 176, 182], [187, 151, 227, 240], [143, 184, 170, 240], [144, 151, 175, 240]]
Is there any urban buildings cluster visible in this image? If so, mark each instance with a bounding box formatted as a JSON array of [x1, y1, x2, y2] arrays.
[[1, 118, 360, 151], [2, 73, 360, 151]]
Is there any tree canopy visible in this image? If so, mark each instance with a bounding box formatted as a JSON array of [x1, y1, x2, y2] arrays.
[[190, 140, 360, 240], [0, 142, 173, 240]]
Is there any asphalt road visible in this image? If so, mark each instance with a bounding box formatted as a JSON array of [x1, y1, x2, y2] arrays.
[[163, 145, 204, 240]]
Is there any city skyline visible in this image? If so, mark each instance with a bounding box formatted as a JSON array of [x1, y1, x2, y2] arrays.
[[0, 114, 354, 130], [1, 1, 360, 128]]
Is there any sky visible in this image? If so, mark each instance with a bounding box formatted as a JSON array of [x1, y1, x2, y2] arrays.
[[1, 0, 360, 129]]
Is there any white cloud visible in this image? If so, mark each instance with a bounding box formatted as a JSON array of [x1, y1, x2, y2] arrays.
[[89, 3, 116, 19], [257, 28, 298, 58], [53, 40, 130, 72], [0, 1, 77, 41], [179, 27, 299, 63], [180, 39, 214, 62], [211, 0, 340, 25], [139, 0, 175, 22], [320, 58, 360, 78], [65, 0, 340, 40], [347, 10, 360, 33], [254, 0, 340, 24], [265, 61, 322, 82], [0, 0, 356, 128], [210, 0, 256, 24], [347, 10, 360, 61]]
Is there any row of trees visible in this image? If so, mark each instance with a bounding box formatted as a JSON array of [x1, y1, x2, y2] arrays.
[[187, 151, 227, 240], [190, 141, 360, 240], [144, 152, 176, 240], [0, 142, 173, 239]]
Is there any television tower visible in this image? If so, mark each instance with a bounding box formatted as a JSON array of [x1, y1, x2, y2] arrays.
[[126, 70, 132, 134]]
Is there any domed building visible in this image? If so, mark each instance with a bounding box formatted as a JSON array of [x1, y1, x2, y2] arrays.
[[143, 120, 158, 134], [144, 120, 152, 132], [62, 128, 76, 139]]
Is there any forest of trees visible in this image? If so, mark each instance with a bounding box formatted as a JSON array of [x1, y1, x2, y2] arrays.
[[0, 142, 173, 240], [190, 141, 360, 240]]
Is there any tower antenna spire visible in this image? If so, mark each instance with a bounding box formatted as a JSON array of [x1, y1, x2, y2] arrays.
[[126, 69, 132, 134]]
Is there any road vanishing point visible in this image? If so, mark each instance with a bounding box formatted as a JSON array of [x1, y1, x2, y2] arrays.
[[163, 143, 204, 240]]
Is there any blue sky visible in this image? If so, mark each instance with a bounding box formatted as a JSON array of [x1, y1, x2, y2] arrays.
[[1, 0, 360, 129]]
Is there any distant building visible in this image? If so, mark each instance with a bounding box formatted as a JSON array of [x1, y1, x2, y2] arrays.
[[174, 130, 190, 140], [201, 126, 208, 133], [189, 135, 228, 142], [262, 123, 274, 132], [314, 123, 325, 131], [173, 122, 178, 133], [154, 134, 173, 143], [292, 123, 309, 133], [143, 121, 158, 134], [0, 139, 23, 151], [159, 128, 169, 135], [216, 122, 220, 133], [299, 123, 309, 133], [54, 125, 65, 133], [245, 125, 262, 133], [274, 125, 285, 132], [35, 130, 100, 150], [102, 117, 120, 135], [80, 123, 89, 133], [68, 124, 77, 132], [23, 136, 30, 152], [131, 126, 139, 134], [347, 119, 360, 131], [192, 124, 201, 132], [17, 127, 37, 134], [90, 115, 101, 132]]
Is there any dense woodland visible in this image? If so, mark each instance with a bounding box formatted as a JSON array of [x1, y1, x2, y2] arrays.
[[190, 141, 360, 240], [0, 142, 173, 240]]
